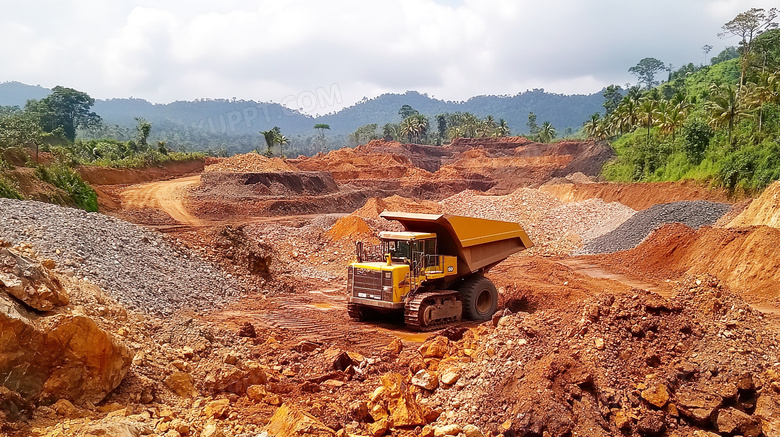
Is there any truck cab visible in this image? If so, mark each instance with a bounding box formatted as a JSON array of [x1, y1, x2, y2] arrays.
[[348, 231, 457, 310]]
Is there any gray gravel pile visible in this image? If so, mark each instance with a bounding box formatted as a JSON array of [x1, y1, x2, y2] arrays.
[[578, 200, 731, 255], [0, 198, 242, 315]]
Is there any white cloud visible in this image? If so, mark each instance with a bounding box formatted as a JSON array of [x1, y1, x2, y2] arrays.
[[2, 0, 778, 111]]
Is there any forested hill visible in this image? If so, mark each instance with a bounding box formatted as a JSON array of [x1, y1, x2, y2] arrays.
[[1, 82, 603, 137]]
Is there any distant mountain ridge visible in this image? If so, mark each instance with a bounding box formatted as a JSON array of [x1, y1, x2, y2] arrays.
[[1, 81, 604, 138]]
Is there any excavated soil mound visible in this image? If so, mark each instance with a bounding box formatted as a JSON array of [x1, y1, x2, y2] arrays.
[[438, 140, 614, 192], [198, 171, 338, 198], [293, 147, 416, 181], [0, 198, 241, 315], [326, 195, 441, 242], [353, 195, 442, 219], [356, 139, 451, 172], [425, 276, 780, 436], [448, 136, 533, 155], [592, 223, 780, 301], [203, 153, 299, 173], [579, 201, 731, 255], [727, 181, 780, 228], [326, 215, 376, 242], [542, 181, 736, 211]]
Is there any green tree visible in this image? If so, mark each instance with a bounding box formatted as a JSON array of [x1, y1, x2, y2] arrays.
[[260, 127, 281, 157], [398, 104, 419, 119], [682, 120, 714, 164], [350, 124, 379, 146], [603, 85, 623, 116], [629, 58, 667, 89], [538, 122, 556, 143], [135, 117, 152, 150], [157, 141, 169, 155], [314, 123, 330, 151], [382, 123, 400, 142], [706, 83, 749, 145], [711, 46, 740, 65], [702, 44, 713, 65], [26, 86, 101, 142], [401, 114, 429, 143], [0, 110, 42, 150], [436, 114, 447, 145], [584, 113, 606, 140], [526, 112, 541, 138], [719, 8, 779, 88], [496, 119, 510, 137], [638, 97, 660, 147], [277, 134, 289, 158]]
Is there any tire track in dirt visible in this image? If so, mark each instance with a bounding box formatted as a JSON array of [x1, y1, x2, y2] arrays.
[[119, 175, 206, 226]]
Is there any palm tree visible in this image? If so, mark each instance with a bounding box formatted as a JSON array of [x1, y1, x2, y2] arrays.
[[277, 134, 289, 158], [584, 113, 606, 140], [401, 114, 429, 143], [260, 129, 277, 157], [539, 121, 556, 143], [495, 119, 510, 137], [638, 97, 660, 147], [706, 83, 750, 145]]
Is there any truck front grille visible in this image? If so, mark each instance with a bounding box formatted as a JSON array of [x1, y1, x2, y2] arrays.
[[349, 266, 383, 300]]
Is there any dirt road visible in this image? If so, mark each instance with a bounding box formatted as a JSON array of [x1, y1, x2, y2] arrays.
[[119, 175, 206, 226]]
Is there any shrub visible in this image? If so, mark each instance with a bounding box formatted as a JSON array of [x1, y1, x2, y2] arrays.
[[35, 164, 98, 212]]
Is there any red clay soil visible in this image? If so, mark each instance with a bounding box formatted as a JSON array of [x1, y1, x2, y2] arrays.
[[78, 159, 205, 185], [588, 223, 780, 304], [727, 180, 780, 228], [489, 255, 634, 313], [541, 180, 737, 211]]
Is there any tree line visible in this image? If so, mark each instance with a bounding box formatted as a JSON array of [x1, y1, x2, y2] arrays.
[[587, 8, 779, 193]]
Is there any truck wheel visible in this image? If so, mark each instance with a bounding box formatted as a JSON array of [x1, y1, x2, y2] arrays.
[[459, 275, 498, 321]]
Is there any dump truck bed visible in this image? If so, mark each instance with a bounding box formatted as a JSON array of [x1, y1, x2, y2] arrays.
[[379, 212, 533, 274]]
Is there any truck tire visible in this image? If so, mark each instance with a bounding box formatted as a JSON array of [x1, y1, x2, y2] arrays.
[[459, 275, 498, 321]]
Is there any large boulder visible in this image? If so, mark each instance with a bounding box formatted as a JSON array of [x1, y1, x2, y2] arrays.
[[0, 249, 133, 412], [263, 403, 336, 437], [0, 245, 68, 311]]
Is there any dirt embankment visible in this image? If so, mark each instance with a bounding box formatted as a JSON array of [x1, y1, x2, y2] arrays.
[[78, 159, 205, 185], [727, 181, 780, 228], [541, 180, 737, 211], [589, 223, 780, 304]]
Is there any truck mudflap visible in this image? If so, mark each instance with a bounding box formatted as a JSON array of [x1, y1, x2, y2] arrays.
[[404, 290, 462, 331]]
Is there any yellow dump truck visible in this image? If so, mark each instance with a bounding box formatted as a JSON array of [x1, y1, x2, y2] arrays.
[[347, 212, 533, 330]]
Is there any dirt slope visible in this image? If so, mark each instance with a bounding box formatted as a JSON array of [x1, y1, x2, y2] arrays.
[[727, 181, 780, 228], [589, 223, 780, 304], [541, 180, 736, 210]]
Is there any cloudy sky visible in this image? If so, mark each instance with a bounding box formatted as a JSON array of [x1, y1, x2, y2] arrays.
[[1, 1, 775, 113]]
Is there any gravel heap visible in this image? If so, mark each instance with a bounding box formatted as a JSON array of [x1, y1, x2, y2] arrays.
[[440, 188, 636, 255], [579, 200, 731, 255], [0, 198, 242, 315]]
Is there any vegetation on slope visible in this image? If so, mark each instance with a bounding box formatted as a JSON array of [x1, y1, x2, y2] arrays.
[[593, 8, 780, 193], [0, 87, 205, 210]]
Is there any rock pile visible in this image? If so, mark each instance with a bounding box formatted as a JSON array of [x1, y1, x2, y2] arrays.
[[0, 198, 242, 315], [419, 275, 780, 436], [440, 188, 636, 255], [0, 243, 132, 421], [579, 201, 731, 255]]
